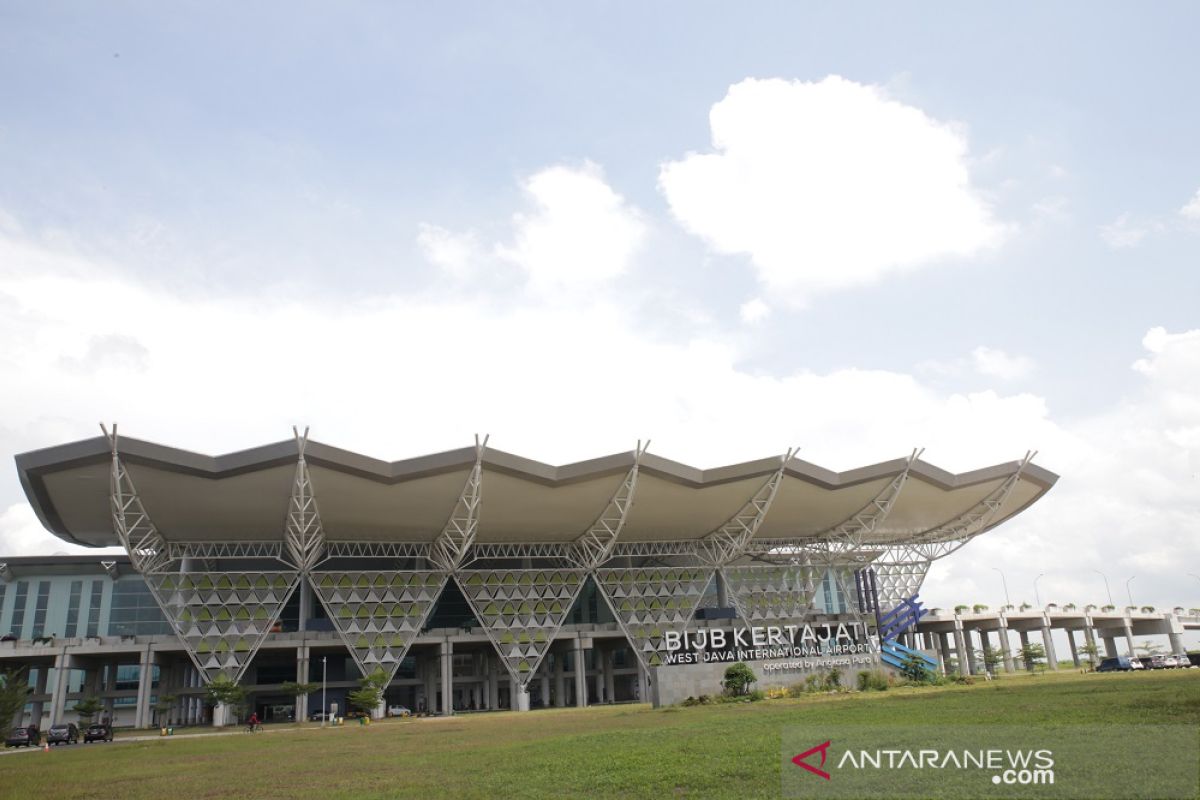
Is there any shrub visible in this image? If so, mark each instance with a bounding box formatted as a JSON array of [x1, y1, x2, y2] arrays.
[[804, 674, 821, 693], [747, 689, 766, 702], [722, 662, 757, 696]]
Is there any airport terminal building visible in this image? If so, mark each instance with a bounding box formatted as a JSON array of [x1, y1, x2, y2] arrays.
[[2, 431, 1057, 728]]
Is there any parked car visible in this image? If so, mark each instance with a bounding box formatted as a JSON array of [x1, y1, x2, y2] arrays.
[[83, 722, 113, 743], [46, 723, 79, 745], [5, 725, 40, 748], [387, 705, 412, 718], [1097, 656, 1140, 672], [308, 710, 331, 722], [1147, 655, 1168, 669]]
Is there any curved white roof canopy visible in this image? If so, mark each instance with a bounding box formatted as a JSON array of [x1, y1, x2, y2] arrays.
[[15, 436, 1057, 550]]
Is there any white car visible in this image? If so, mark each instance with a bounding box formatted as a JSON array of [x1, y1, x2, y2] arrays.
[[387, 705, 411, 718]]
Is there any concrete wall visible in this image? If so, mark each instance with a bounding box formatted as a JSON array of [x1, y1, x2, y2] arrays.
[[652, 652, 882, 707]]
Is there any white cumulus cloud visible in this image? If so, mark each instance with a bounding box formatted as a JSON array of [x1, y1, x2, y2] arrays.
[[658, 76, 1007, 303], [496, 162, 647, 290], [1180, 188, 1200, 222], [971, 346, 1035, 381]]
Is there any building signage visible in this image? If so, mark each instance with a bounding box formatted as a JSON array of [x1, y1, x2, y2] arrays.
[[663, 622, 877, 666]]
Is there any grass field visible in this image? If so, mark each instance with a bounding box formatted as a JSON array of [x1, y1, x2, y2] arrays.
[[3, 670, 1198, 799]]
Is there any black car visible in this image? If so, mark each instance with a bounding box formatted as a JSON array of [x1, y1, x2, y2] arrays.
[[5, 725, 40, 748], [308, 710, 331, 722], [83, 723, 113, 743], [46, 723, 79, 745]]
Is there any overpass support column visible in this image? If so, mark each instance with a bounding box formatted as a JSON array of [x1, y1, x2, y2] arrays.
[[1065, 630, 1080, 667], [937, 632, 952, 675], [49, 652, 73, 726], [996, 625, 1014, 673], [1102, 635, 1118, 658], [1018, 631, 1030, 669], [572, 637, 588, 707], [953, 621, 971, 676], [439, 641, 454, 716], [134, 646, 156, 729], [1122, 620, 1135, 658], [1041, 623, 1058, 670]]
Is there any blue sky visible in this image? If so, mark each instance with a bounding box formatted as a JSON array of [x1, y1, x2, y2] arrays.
[[1, 4, 1198, 619]]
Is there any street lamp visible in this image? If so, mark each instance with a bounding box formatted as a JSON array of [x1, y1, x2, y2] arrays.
[[1093, 569, 1114, 606], [991, 567, 1011, 608], [1125, 576, 1136, 608], [321, 656, 327, 728], [1034, 573, 1045, 608]]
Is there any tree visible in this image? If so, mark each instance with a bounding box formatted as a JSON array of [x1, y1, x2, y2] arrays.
[[721, 662, 757, 696], [154, 693, 177, 725], [1079, 642, 1101, 670], [972, 604, 989, 613], [0, 668, 31, 729], [1019, 602, 1033, 612], [280, 681, 320, 720], [205, 674, 246, 712], [1136, 642, 1164, 657], [1140, 606, 1156, 614], [977, 648, 1004, 675], [348, 668, 389, 714], [953, 604, 969, 614], [72, 695, 103, 723], [1018, 642, 1046, 672], [899, 653, 935, 684]]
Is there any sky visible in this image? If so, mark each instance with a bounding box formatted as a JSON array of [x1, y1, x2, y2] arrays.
[[1, 4, 1198, 627]]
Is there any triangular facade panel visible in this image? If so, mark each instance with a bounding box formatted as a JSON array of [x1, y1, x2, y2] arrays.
[[456, 569, 586, 688], [310, 570, 447, 682], [594, 567, 713, 670], [722, 565, 817, 622], [146, 570, 301, 683]]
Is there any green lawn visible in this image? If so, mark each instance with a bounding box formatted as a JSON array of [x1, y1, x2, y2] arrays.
[[3, 671, 1198, 799]]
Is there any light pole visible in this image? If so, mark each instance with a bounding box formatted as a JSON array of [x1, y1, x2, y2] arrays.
[[321, 656, 327, 728], [1125, 576, 1136, 608], [1034, 573, 1045, 608], [991, 567, 1011, 608], [1093, 569, 1114, 607]]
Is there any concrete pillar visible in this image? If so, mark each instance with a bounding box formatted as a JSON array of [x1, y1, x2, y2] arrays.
[[716, 571, 728, 609], [937, 632, 952, 675], [30, 665, 49, 728], [1169, 632, 1186, 656], [1017, 630, 1030, 669], [554, 652, 566, 707], [487, 654, 499, 710], [49, 652, 73, 725], [1122, 621, 1135, 658], [439, 641, 453, 716], [1041, 625, 1058, 670], [572, 637, 588, 707], [134, 648, 155, 728], [295, 645, 310, 721], [539, 671, 550, 708], [1066, 630, 1080, 667], [510, 684, 530, 711], [602, 648, 615, 704], [1103, 635, 1118, 658], [298, 580, 312, 632], [963, 628, 978, 674], [996, 626, 1014, 673], [101, 660, 116, 723], [953, 622, 971, 676], [637, 660, 649, 703]]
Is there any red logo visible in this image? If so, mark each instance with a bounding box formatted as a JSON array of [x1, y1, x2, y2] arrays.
[[792, 740, 832, 780]]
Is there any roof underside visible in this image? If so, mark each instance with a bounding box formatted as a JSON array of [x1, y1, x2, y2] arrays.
[[15, 437, 1058, 549]]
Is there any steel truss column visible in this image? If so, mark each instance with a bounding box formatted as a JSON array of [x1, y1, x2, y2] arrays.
[[697, 448, 794, 566], [879, 451, 1036, 566], [285, 427, 325, 572], [102, 423, 172, 574], [429, 435, 487, 572], [808, 449, 921, 631], [568, 441, 647, 569]]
